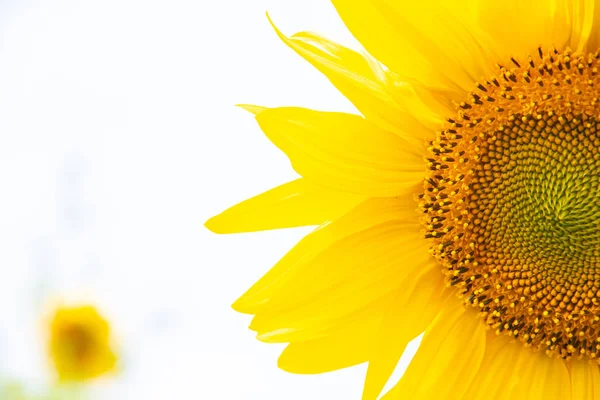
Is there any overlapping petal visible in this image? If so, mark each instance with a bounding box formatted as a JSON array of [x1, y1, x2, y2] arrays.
[[255, 107, 424, 197], [275, 259, 446, 383], [381, 302, 486, 399], [276, 291, 393, 373], [571, 360, 600, 400], [248, 232, 432, 343], [474, 0, 592, 58], [583, 0, 600, 51], [331, 0, 497, 95], [232, 193, 421, 314], [362, 266, 447, 400], [277, 325, 374, 374], [508, 349, 570, 400], [462, 334, 527, 399], [269, 20, 435, 145], [205, 178, 364, 233]]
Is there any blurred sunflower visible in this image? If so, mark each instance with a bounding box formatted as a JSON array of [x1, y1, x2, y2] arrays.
[[49, 305, 117, 382], [207, 1, 600, 398]]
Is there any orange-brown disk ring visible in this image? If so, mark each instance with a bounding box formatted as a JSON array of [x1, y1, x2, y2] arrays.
[[421, 48, 600, 361]]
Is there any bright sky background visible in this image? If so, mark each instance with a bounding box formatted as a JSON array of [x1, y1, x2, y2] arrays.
[[0, 1, 420, 398]]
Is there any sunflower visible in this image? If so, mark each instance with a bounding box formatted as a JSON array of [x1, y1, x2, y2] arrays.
[[48, 305, 118, 382], [206, 1, 600, 398]]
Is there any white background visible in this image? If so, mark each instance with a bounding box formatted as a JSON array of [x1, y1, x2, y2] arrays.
[[0, 1, 419, 398]]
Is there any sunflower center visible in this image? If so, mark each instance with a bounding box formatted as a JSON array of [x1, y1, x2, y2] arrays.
[[421, 48, 600, 360]]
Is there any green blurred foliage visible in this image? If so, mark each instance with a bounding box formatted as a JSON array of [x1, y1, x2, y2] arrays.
[[0, 381, 85, 400]]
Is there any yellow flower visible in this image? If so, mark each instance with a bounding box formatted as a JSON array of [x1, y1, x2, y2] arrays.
[[49, 305, 117, 382], [207, 1, 600, 399]]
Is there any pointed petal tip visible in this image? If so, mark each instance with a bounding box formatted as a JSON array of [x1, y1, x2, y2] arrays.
[[231, 297, 250, 313], [204, 216, 219, 232], [265, 11, 274, 26], [204, 215, 229, 234], [256, 328, 294, 344], [265, 12, 287, 41], [231, 295, 262, 314], [277, 349, 302, 374], [277, 354, 291, 372], [255, 332, 275, 343], [236, 104, 268, 115]]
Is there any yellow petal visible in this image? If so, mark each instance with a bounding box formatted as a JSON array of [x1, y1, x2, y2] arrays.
[[233, 193, 420, 313], [330, 0, 447, 90], [278, 331, 372, 374], [567, 0, 596, 51], [249, 233, 432, 343], [277, 266, 445, 376], [246, 197, 429, 342], [383, 78, 445, 132], [258, 287, 400, 344], [205, 178, 364, 233], [255, 107, 424, 197], [362, 266, 447, 400], [382, 302, 486, 400], [268, 18, 432, 146], [571, 360, 600, 400], [462, 334, 527, 399], [237, 103, 267, 115], [277, 295, 388, 374], [508, 350, 570, 400], [475, 0, 571, 60], [582, 1, 600, 51], [331, 0, 491, 94]]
